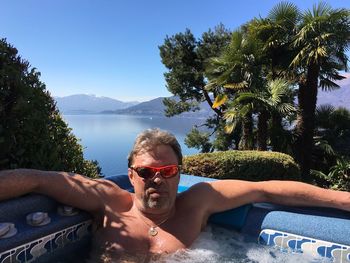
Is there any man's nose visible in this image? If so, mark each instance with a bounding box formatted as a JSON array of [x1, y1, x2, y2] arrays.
[[153, 172, 163, 184]]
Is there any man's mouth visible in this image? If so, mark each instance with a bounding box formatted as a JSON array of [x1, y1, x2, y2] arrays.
[[147, 188, 167, 198]]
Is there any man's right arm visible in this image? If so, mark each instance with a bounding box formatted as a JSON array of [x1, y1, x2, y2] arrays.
[[0, 169, 132, 215]]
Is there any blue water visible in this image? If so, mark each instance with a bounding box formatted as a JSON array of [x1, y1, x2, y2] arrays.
[[62, 114, 205, 176]]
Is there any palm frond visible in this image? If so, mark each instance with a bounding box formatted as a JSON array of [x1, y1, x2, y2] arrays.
[[277, 103, 296, 115], [310, 169, 328, 180], [204, 81, 217, 91], [314, 137, 335, 156], [268, 1, 300, 24], [212, 94, 228, 109], [224, 81, 249, 90], [319, 78, 340, 91], [316, 104, 335, 116], [312, 2, 332, 17], [223, 108, 238, 122], [315, 104, 335, 129], [224, 122, 237, 134]]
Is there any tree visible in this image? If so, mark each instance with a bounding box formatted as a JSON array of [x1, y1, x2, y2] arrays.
[[292, 3, 350, 180], [206, 29, 263, 150], [184, 128, 211, 153], [223, 79, 295, 150], [0, 38, 100, 177], [247, 2, 300, 81], [246, 2, 300, 152], [249, 2, 350, 180], [159, 24, 233, 151], [314, 105, 350, 158]]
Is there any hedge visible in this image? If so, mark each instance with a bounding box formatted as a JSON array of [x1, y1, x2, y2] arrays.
[[182, 150, 300, 181]]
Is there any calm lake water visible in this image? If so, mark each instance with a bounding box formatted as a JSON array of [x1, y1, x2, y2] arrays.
[[63, 114, 204, 176]]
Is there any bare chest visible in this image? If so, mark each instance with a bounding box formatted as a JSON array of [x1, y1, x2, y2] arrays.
[[93, 207, 204, 255]]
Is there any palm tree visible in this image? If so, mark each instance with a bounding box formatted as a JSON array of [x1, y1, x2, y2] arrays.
[[224, 79, 295, 150], [206, 29, 263, 150], [244, 3, 300, 152], [292, 3, 350, 180], [250, 2, 350, 180], [315, 105, 350, 158], [247, 2, 300, 81]]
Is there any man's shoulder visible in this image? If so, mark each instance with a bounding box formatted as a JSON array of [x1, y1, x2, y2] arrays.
[[176, 182, 213, 205], [92, 178, 133, 200]]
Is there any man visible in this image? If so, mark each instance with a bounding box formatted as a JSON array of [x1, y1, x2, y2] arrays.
[[0, 128, 349, 262]]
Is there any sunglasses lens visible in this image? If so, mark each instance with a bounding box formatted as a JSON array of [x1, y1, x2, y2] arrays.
[[136, 167, 154, 179], [161, 166, 179, 178], [133, 165, 179, 179]]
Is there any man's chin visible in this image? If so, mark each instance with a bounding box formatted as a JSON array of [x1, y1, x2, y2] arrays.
[[145, 198, 169, 210]]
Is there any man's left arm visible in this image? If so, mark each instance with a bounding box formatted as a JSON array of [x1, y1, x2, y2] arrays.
[[200, 180, 350, 215]]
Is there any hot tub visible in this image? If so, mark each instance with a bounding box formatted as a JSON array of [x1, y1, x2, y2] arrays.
[[0, 174, 349, 262]]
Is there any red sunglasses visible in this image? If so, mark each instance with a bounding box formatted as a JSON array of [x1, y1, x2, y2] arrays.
[[130, 165, 180, 180]]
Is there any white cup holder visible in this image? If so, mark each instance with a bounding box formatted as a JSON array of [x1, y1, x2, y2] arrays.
[[0, 222, 17, 239], [26, 212, 51, 226], [58, 205, 79, 216]]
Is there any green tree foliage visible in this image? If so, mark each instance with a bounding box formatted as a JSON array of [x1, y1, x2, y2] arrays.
[[241, 2, 350, 180], [159, 24, 234, 150], [248, 2, 300, 81], [206, 27, 296, 152], [206, 29, 263, 150], [291, 3, 350, 180], [0, 39, 100, 177], [311, 157, 350, 191], [160, 2, 350, 184], [160, 2, 350, 186], [184, 128, 211, 153], [312, 105, 350, 175], [224, 79, 295, 151], [315, 105, 350, 157]]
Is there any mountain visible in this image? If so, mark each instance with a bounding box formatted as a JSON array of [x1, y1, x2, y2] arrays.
[[106, 97, 213, 117], [317, 79, 350, 109], [110, 97, 165, 115], [55, 94, 139, 114], [55, 77, 349, 116]]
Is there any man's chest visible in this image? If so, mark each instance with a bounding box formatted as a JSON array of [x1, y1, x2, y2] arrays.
[[94, 208, 204, 254]]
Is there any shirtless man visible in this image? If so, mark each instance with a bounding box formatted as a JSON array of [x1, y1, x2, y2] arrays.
[[0, 128, 349, 262]]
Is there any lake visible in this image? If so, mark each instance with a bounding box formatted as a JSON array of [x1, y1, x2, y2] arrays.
[[62, 114, 205, 176]]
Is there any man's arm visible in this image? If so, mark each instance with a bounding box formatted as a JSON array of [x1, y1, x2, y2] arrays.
[[0, 169, 132, 215], [192, 180, 350, 216]]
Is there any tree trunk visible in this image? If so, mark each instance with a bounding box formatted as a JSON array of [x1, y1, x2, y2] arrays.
[[239, 112, 254, 150], [257, 110, 269, 151], [295, 64, 320, 181], [270, 113, 284, 152]]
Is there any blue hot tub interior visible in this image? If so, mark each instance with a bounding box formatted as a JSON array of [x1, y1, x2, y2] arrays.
[[0, 174, 349, 263]]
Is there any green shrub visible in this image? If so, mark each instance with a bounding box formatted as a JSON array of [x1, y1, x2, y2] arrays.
[[311, 158, 350, 191], [182, 150, 300, 181]]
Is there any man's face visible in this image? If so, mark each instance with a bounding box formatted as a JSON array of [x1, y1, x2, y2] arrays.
[[128, 145, 180, 213]]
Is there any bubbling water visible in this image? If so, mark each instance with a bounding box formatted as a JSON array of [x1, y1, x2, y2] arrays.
[[151, 225, 331, 263]]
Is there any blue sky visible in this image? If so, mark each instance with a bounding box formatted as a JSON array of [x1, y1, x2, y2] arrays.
[[2, 0, 349, 102]]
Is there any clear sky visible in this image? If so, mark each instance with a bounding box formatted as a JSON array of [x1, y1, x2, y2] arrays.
[[2, 0, 349, 102]]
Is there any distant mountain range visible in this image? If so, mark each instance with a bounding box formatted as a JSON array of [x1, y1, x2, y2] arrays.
[[55, 79, 349, 115], [103, 97, 212, 117], [103, 97, 166, 115], [55, 94, 138, 114], [317, 82, 350, 109]]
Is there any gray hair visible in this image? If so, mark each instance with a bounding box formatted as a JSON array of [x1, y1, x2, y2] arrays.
[[127, 128, 182, 167]]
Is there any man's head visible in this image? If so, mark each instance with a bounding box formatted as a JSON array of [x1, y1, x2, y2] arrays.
[[127, 128, 182, 168], [127, 129, 182, 213]]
